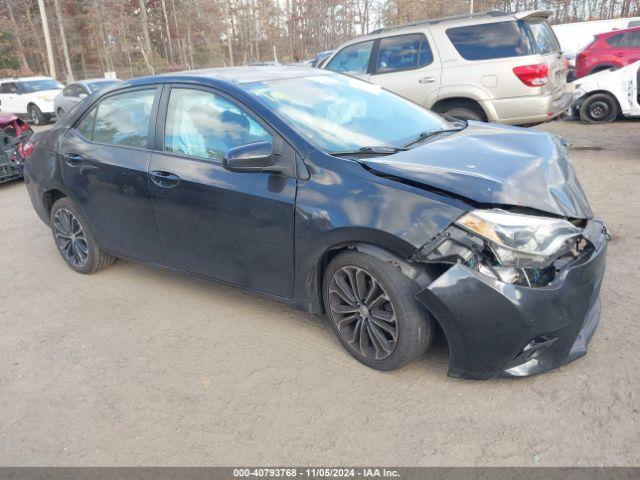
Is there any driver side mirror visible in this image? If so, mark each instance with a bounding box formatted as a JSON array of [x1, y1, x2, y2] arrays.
[[79, 93, 88, 99], [222, 141, 281, 174]]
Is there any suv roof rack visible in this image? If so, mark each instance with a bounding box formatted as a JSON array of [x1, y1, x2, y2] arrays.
[[370, 10, 509, 34]]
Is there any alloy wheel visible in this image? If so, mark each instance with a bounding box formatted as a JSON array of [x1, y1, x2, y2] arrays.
[[588, 101, 610, 121], [328, 265, 398, 360], [53, 208, 89, 268], [29, 107, 40, 125]]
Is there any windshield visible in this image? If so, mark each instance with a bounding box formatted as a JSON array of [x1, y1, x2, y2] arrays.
[[20, 79, 63, 93], [87, 80, 120, 92], [243, 74, 449, 153]]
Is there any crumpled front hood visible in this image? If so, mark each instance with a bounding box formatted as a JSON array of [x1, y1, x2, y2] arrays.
[[363, 122, 593, 219]]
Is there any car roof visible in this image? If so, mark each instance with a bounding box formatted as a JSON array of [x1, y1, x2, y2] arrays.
[[15, 76, 55, 82], [367, 9, 551, 35], [596, 24, 640, 37], [124, 65, 331, 88]]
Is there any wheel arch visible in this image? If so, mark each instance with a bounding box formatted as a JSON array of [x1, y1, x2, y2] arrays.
[[306, 237, 433, 316], [42, 188, 67, 217], [431, 96, 489, 121]]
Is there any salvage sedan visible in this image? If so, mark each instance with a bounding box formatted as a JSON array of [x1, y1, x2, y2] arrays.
[[23, 67, 607, 379]]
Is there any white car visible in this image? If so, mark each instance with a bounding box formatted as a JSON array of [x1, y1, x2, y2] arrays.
[[571, 60, 640, 122], [0, 76, 64, 125]]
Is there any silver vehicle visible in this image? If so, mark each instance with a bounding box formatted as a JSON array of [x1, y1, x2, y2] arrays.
[[53, 78, 120, 117], [323, 10, 573, 124]]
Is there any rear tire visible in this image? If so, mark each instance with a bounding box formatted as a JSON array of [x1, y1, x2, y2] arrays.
[[579, 93, 618, 123], [323, 250, 433, 371], [50, 197, 115, 274], [28, 104, 46, 126], [438, 102, 487, 122]]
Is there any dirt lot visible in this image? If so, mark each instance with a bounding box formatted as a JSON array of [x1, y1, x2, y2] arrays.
[[0, 120, 639, 467]]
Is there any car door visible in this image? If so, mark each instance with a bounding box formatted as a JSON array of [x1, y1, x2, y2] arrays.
[[148, 85, 296, 297], [0, 82, 20, 113], [59, 86, 164, 262], [368, 32, 441, 106]]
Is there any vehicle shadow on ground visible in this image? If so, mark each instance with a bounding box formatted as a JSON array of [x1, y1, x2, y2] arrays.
[[109, 256, 452, 378]]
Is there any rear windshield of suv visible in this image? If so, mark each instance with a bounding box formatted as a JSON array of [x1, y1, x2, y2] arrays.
[[446, 19, 560, 61]]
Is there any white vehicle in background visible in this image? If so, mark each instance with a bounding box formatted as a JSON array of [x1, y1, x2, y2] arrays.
[[571, 60, 640, 123], [553, 16, 640, 58], [0, 77, 63, 125]]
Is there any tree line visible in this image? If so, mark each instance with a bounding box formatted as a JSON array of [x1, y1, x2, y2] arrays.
[[1, 0, 639, 81]]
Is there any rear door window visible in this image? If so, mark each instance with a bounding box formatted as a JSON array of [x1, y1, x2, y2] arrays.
[[374, 33, 433, 73], [326, 41, 374, 75], [75, 89, 156, 147], [446, 21, 533, 60]]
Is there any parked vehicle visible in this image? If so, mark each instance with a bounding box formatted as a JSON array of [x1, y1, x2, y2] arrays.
[[552, 16, 640, 59], [53, 78, 121, 117], [0, 76, 63, 125], [575, 26, 640, 78], [0, 112, 33, 183], [24, 67, 607, 379], [311, 50, 334, 68], [571, 60, 640, 122], [322, 10, 572, 124]]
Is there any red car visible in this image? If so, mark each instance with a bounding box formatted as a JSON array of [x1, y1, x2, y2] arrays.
[[576, 26, 640, 78], [0, 112, 33, 184]]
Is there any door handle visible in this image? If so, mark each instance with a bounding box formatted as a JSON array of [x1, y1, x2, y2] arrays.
[[64, 153, 85, 167], [149, 170, 181, 188], [419, 76, 437, 84]]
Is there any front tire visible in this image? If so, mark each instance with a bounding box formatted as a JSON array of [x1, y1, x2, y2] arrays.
[[28, 104, 46, 126], [323, 251, 433, 371], [50, 197, 115, 274], [579, 93, 618, 123]]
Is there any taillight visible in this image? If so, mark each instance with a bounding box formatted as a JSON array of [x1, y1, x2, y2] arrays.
[[513, 63, 549, 87], [22, 140, 34, 161]]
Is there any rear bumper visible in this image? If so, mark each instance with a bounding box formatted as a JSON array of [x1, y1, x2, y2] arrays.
[[490, 89, 574, 125], [416, 219, 607, 380]]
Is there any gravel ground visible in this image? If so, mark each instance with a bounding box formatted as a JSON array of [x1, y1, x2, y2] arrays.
[[0, 119, 638, 467]]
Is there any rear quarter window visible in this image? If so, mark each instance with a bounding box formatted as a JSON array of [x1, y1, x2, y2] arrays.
[[446, 21, 533, 60]]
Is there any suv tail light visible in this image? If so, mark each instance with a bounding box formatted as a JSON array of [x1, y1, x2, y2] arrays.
[[513, 64, 549, 87]]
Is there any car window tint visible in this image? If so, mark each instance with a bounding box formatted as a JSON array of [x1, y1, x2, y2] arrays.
[[607, 33, 624, 47], [526, 19, 561, 54], [75, 106, 97, 140], [375, 34, 433, 73], [92, 89, 155, 148], [1, 83, 18, 94], [63, 85, 74, 96], [621, 31, 640, 47], [164, 88, 272, 160], [326, 40, 374, 75], [446, 21, 533, 60]]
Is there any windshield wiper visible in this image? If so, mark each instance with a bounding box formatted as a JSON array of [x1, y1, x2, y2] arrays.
[[402, 123, 467, 148], [330, 145, 408, 157]]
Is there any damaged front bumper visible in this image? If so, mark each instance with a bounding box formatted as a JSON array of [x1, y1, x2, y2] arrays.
[[416, 219, 607, 380]]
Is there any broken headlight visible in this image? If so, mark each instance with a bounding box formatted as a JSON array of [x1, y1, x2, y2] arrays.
[[455, 209, 582, 269]]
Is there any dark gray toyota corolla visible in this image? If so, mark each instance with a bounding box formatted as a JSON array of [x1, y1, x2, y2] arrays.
[[23, 66, 607, 379]]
